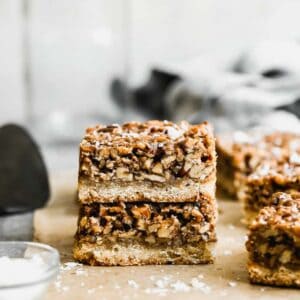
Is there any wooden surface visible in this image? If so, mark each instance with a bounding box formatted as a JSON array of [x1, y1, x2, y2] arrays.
[[34, 171, 300, 299]]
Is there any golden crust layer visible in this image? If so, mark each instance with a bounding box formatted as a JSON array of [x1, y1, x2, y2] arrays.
[[248, 263, 300, 287], [78, 177, 216, 203], [73, 239, 215, 266]]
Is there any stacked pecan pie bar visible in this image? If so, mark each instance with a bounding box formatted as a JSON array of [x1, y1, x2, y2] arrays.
[[246, 192, 300, 287], [74, 120, 217, 265]]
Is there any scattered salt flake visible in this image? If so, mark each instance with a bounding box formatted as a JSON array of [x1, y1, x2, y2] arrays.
[[290, 152, 300, 164], [128, 280, 139, 289], [220, 290, 228, 297], [88, 288, 96, 294], [80, 282, 85, 287], [60, 262, 82, 271], [228, 224, 235, 230], [75, 269, 87, 276], [228, 281, 237, 287], [190, 278, 211, 294], [271, 147, 282, 158], [62, 286, 70, 292], [150, 276, 155, 281], [114, 284, 121, 289], [166, 126, 183, 140], [223, 250, 232, 256], [54, 281, 61, 289], [198, 274, 204, 279], [170, 280, 190, 292], [260, 288, 265, 292], [98, 285, 103, 289], [155, 279, 166, 289], [145, 287, 168, 296]]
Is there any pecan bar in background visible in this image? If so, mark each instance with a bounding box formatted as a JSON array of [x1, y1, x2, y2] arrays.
[[216, 131, 300, 199], [74, 120, 217, 266], [246, 192, 300, 287], [238, 132, 300, 224]]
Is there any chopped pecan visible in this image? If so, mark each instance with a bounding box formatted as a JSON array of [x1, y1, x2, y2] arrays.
[[189, 165, 202, 178], [116, 167, 133, 181], [161, 155, 176, 168], [152, 163, 163, 174]]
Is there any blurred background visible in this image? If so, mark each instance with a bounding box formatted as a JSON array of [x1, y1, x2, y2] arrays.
[[1, 0, 300, 171]]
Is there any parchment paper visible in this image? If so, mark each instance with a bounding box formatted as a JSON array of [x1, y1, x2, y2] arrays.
[[34, 171, 300, 299]]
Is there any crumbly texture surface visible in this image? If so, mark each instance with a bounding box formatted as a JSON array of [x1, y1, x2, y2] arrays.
[[76, 201, 217, 245], [79, 120, 216, 187], [216, 131, 300, 198], [239, 159, 300, 223], [246, 193, 300, 287], [78, 177, 215, 203], [73, 239, 215, 266]]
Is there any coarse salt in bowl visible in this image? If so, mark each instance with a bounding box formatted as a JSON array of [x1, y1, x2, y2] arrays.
[[0, 241, 59, 300]]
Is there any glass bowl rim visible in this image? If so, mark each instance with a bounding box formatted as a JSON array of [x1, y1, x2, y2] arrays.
[[0, 241, 60, 290]]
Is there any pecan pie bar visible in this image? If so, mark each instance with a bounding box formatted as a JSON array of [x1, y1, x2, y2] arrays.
[[74, 199, 217, 265], [78, 120, 216, 203], [217, 131, 300, 200], [238, 133, 300, 224], [74, 120, 217, 266], [246, 192, 300, 287]]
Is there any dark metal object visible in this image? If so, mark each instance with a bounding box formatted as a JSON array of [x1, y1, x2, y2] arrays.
[[111, 69, 180, 119], [278, 98, 300, 118], [0, 124, 49, 214]]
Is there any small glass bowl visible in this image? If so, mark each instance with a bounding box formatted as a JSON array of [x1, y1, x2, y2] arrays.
[[0, 241, 60, 300]]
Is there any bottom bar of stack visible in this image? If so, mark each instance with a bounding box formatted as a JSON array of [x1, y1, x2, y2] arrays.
[[74, 197, 217, 266]]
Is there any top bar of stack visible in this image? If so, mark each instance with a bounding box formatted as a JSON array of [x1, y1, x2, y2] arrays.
[[78, 120, 216, 203]]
